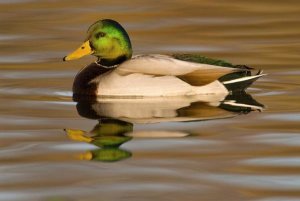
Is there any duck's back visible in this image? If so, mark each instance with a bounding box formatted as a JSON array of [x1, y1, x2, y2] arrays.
[[116, 54, 238, 85]]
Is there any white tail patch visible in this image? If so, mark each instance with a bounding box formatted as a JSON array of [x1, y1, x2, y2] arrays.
[[222, 73, 266, 85]]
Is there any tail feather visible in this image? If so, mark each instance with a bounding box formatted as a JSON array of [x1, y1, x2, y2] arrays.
[[219, 70, 266, 91]]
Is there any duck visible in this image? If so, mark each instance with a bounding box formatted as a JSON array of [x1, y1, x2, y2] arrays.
[[63, 19, 265, 97]]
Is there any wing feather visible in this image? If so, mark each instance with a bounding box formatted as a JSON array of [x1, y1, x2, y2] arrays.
[[116, 54, 242, 86]]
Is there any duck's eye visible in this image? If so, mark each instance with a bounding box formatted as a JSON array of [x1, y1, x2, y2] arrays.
[[95, 32, 106, 39]]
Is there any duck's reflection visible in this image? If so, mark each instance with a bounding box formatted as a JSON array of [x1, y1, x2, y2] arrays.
[[65, 119, 132, 162], [66, 92, 264, 162]]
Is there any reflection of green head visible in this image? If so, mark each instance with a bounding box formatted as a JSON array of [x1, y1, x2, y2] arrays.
[[90, 148, 132, 162], [88, 119, 133, 162], [92, 118, 133, 137], [66, 118, 134, 162], [92, 136, 132, 148], [91, 118, 133, 148]]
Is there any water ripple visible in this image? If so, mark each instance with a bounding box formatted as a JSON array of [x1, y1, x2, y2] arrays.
[[0, 70, 75, 79], [241, 157, 300, 167], [243, 133, 300, 146]]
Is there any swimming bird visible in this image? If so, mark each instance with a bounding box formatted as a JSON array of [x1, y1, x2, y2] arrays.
[[63, 19, 265, 97]]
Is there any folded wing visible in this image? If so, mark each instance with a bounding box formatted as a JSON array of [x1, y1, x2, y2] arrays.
[[116, 54, 244, 86]]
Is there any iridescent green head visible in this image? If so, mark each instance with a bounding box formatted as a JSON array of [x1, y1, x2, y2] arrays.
[[64, 19, 132, 66]]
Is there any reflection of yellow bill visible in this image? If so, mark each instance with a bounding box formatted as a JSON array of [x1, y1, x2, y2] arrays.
[[64, 128, 92, 143], [63, 40, 94, 61], [78, 151, 93, 161]]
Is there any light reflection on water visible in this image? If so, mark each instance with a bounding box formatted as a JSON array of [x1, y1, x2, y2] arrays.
[[0, 0, 300, 201]]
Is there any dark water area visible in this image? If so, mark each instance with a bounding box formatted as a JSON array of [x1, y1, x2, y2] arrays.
[[0, 1, 300, 201]]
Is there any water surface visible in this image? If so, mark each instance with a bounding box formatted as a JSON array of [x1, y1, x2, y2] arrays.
[[0, 1, 300, 201]]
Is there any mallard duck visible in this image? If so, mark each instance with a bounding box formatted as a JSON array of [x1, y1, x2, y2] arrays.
[[63, 19, 265, 97]]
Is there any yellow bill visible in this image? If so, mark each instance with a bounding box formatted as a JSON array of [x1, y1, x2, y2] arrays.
[[63, 40, 94, 61]]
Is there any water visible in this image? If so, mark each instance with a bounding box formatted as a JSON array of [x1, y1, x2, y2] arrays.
[[0, 1, 300, 200]]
